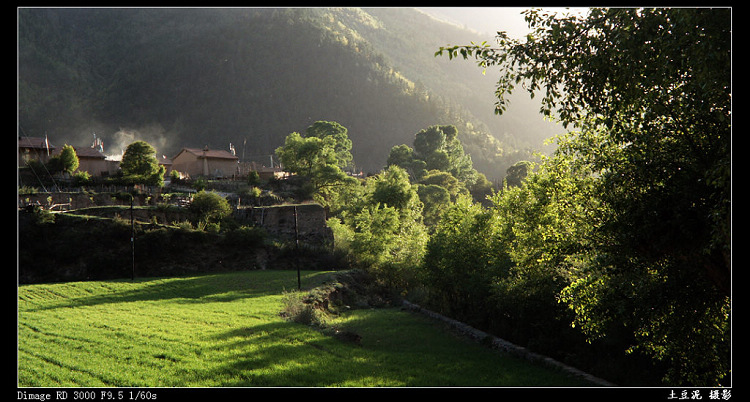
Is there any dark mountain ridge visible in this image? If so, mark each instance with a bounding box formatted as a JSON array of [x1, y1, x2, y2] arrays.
[[18, 7, 561, 178]]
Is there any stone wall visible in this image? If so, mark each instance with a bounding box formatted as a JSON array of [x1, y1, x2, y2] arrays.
[[401, 300, 616, 387], [234, 203, 332, 247], [18, 191, 333, 247], [18, 190, 151, 210]]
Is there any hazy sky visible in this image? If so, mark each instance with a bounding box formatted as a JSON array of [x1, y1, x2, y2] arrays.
[[419, 7, 590, 39]]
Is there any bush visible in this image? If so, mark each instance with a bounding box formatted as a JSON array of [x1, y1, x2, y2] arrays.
[[189, 190, 232, 224], [72, 171, 92, 186], [281, 291, 328, 327], [247, 171, 261, 186]]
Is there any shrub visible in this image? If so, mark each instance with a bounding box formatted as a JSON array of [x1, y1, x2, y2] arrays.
[[281, 291, 328, 327], [189, 190, 232, 224], [72, 171, 91, 186], [247, 171, 261, 186]]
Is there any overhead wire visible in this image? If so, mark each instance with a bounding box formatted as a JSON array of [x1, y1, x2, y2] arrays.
[[18, 125, 60, 193]]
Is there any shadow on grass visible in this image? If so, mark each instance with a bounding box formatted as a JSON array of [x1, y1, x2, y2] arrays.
[[20, 270, 335, 312], [195, 321, 378, 387], [193, 308, 595, 387], [19, 271, 597, 387]]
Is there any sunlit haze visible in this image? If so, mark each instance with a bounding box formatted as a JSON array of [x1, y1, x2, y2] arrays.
[[419, 7, 590, 39]]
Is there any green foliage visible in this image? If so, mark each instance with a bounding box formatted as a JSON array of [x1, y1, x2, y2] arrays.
[[391, 125, 478, 185], [281, 290, 330, 327], [72, 170, 91, 186], [419, 170, 465, 200], [370, 165, 416, 210], [58, 144, 79, 174], [438, 7, 731, 385], [192, 177, 208, 191], [44, 144, 79, 175], [305, 120, 354, 170], [222, 226, 266, 247], [275, 125, 356, 199], [504, 160, 532, 188], [416, 184, 450, 228], [120, 140, 165, 186], [468, 172, 494, 202], [188, 190, 232, 225], [246, 170, 261, 186], [349, 205, 400, 269], [421, 195, 511, 327], [388, 127, 486, 229], [169, 169, 182, 183], [328, 165, 428, 289], [326, 217, 355, 257], [386, 144, 420, 176]]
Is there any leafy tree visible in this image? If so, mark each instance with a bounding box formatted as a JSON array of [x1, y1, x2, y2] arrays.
[[370, 164, 417, 211], [438, 7, 731, 385], [489, 132, 603, 352], [334, 165, 428, 289], [119, 140, 165, 186], [57, 144, 79, 174], [416, 184, 451, 229], [388, 124, 478, 190], [349, 204, 400, 269], [419, 170, 465, 201], [468, 172, 494, 202], [72, 171, 91, 186], [246, 170, 261, 186], [413, 125, 477, 184], [504, 160, 533, 188], [386, 144, 427, 180], [275, 129, 355, 195], [305, 120, 353, 170], [189, 190, 232, 226], [421, 194, 512, 329], [46, 144, 79, 175]]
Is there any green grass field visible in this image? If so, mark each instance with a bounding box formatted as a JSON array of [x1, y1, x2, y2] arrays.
[[18, 270, 593, 387]]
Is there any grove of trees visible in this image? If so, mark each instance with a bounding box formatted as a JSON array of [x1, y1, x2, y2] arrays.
[[20, 7, 730, 387], [280, 7, 730, 386], [431, 8, 730, 386]]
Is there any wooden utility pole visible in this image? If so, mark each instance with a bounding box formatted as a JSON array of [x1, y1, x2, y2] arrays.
[[294, 205, 300, 290], [131, 195, 135, 281]]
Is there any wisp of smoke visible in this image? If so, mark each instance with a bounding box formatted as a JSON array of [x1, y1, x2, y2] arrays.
[[106, 124, 171, 161]]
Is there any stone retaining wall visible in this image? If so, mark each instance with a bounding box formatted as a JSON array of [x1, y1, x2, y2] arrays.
[[401, 300, 616, 387], [233, 203, 333, 247]]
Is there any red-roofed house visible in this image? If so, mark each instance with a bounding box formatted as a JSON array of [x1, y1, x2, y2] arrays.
[[18, 136, 55, 167], [171, 147, 239, 179], [72, 146, 120, 177], [158, 155, 173, 178]]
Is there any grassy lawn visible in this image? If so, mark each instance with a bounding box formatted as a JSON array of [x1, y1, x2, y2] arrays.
[[18, 270, 593, 387]]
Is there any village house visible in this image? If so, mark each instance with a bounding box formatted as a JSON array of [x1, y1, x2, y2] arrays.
[[18, 136, 55, 167], [157, 155, 173, 178], [19, 136, 120, 177], [237, 161, 286, 180], [171, 146, 239, 179], [71, 146, 120, 177], [21, 135, 279, 181]]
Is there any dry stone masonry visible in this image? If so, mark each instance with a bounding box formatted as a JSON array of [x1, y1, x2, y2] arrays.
[[233, 203, 333, 248]]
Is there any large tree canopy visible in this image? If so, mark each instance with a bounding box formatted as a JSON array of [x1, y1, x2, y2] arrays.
[[119, 140, 165, 186], [388, 124, 478, 185], [437, 7, 731, 385], [275, 122, 357, 201], [305, 120, 354, 170]]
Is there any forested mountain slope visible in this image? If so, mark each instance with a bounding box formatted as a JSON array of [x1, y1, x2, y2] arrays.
[[18, 7, 560, 177]]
